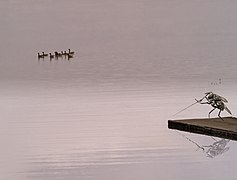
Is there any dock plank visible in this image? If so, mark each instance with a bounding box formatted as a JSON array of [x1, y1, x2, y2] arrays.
[[168, 117, 237, 141]]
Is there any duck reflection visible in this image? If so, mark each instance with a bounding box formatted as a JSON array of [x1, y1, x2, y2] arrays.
[[178, 132, 230, 158]]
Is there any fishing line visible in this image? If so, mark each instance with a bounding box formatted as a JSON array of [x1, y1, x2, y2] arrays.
[[172, 95, 206, 117]]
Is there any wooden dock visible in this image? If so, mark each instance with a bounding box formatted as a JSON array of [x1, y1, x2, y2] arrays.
[[168, 117, 237, 141]]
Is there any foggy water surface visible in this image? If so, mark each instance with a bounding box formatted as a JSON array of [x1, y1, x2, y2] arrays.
[[1, 0, 237, 180]]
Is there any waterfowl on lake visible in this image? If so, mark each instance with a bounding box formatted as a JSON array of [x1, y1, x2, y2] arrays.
[[55, 51, 62, 57], [49, 53, 54, 59], [61, 51, 67, 55], [68, 49, 74, 55], [38, 49, 75, 60], [42, 52, 48, 57], [66, 53, 73, 59], [38, 53, 44, 58]]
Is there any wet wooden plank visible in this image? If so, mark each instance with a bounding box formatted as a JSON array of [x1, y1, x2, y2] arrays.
[[168, 117, 237, 141]]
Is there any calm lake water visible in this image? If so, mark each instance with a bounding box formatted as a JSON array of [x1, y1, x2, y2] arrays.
[[1, 0, 237, 179]]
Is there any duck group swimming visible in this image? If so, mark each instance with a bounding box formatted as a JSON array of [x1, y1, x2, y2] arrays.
[[37, 49, 75, 60]]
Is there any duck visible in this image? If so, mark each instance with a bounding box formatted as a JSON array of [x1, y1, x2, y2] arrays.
[[66, 53, 73, 59], [42, 52, 48, 57], [68, 49, 75, 55], [61, 51, 66, 55], [55, 51, 62, 57], [49, 53, 54, 59], [37, 52, 44, 59]]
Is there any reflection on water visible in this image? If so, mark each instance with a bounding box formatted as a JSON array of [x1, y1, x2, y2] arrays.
[[202, 138, 230, 158], [178, 132, 230, 158]]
